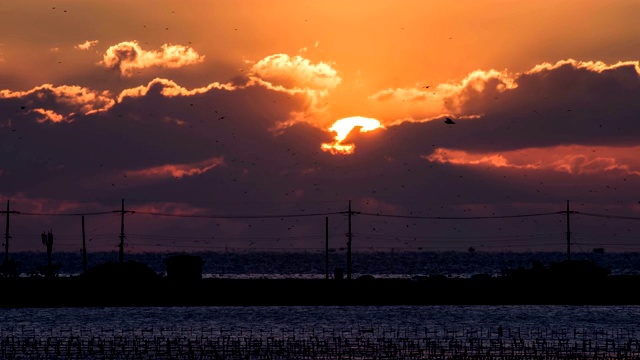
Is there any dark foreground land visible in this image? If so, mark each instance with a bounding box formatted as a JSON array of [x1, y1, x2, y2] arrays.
[[1, 258, 637, 307], [2, 275, 640, 307]]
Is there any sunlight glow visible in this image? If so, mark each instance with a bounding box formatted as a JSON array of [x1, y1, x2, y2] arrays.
[[321, 116, 382, 154]]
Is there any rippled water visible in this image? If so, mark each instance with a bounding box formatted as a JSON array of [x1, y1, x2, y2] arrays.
[[2, 305, 640, 337], [9, 250, 640, 278]]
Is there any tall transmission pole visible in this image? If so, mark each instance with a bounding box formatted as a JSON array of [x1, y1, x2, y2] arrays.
[[348, 201, 352, 280], [2, 200, 18, 265], [81, 215, 87, 273], [565, 200, 575, 261], [340, 200, 359, 281], [113, 199, 134, 263]]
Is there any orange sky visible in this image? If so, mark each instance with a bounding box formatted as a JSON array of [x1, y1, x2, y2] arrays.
[[2, 0, 640, 254]]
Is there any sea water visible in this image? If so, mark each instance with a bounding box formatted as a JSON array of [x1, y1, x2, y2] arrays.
[[2, 305, 640, 335], [7, 250, 640, 278]]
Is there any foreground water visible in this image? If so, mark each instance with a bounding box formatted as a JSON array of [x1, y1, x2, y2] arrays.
[[2, 305, 640, 335], [2, 306, 640, 359]]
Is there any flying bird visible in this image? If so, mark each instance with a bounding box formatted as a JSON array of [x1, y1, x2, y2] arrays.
[[444, 117, 456, 124]]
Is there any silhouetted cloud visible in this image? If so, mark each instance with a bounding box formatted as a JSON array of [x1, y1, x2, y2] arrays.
[[2, 58, 640, 251], [0, 84, 115, 122]]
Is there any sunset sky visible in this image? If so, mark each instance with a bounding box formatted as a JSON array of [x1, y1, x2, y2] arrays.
[[2, 0, 640, 254]]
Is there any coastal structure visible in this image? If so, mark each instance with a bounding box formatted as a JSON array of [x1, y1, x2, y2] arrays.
[[0, 253, 637, 307]]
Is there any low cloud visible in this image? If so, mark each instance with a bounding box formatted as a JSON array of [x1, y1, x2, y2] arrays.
[[425, 145, 640, 177], [128, 157, 224, 179]]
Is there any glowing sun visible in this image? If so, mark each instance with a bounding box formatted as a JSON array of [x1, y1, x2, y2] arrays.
[[321, 116, 383, 154]]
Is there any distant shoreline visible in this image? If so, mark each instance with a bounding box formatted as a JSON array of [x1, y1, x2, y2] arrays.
[[4, 250, 640, 279]]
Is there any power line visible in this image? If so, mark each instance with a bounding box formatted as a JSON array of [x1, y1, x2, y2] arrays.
[[16, 211, 115, 217], [6, 200, 640, 254], [577, 212, 640, 220], [358, 211, 563, 220], [11, 206, 640, 222], [353, 232, 563, 241], [125, 233, 326, 242], [132, 210, 343, 219]]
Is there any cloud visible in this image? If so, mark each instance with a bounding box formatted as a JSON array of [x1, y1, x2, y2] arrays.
[[115, 72, 331, 136], [0, 72, 324, 197], [3, 58, 640, 252], [99, 41, 205, 77], [0, 195, 106, 215], [32, 108, 65, 123], [127, 157, 224, 180], [117, 78, 235, 102], [424, 145, 640, 177], [447, 59, 640, 152], [360, 59, 640, 157], [75, 40, 99, 50], [0, 84, 115, 123], [366, 59, 640, 132], [528, 59, 640, 76], [367, 69, 516, 126], [248, 54, 341, 90], [240, 53, 345, 131]]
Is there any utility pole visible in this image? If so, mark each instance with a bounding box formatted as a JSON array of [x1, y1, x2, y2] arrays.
[[41, 230, 54, 277], [340, 200, 359, 281], [565, 200, 575, 261], [113, 199, 135, 263], [2, 200, 18, 265], [82, 215, 87, 273], [347, 201, 352, 280], [325, 216, 329, 280]]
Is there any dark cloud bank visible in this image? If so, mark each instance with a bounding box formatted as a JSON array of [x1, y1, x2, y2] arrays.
[[2, 60, 640, 252]]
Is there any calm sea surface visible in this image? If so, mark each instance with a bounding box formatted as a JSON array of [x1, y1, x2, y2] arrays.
[[8, 250, 640, 278]]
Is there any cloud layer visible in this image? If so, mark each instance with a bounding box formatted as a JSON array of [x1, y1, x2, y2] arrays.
[[2, 52, 640, 252]]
